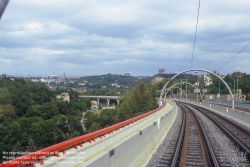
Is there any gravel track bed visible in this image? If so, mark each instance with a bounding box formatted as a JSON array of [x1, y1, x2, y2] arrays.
[[192, 107, 250, 167], [146, 107, 183, 167]]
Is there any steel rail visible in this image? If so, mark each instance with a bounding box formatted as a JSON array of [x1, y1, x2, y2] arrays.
[[186, 105, 220, 167], [200, 109, 250, 161], [177, 102, 220, 166], [169, 105, 185, 167], [186, 103, 250, 162], [198, 105, 250, 138]]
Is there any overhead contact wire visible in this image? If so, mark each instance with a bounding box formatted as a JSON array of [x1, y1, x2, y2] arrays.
[[217, 42, 250, 72], [190, 0, 201, 70]]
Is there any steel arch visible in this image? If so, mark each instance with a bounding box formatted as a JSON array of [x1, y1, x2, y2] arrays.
[[166, 86, 187, 99], [159, 69, 234, 109], [164, 82, 202, 100]]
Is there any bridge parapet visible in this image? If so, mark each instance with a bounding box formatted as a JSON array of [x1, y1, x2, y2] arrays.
[[0, 100, 177, 167], [78, 95, 122, 106]]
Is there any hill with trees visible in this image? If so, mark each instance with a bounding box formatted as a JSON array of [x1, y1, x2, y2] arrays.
[[73, 73, 153, 94], [1, 70, 250, 162], [0, 77, 90, 162], [84, 81, 158, 133]]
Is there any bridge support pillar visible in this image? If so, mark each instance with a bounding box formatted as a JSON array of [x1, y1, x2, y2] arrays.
[[97, 98, 100, 106], [107, 99, 110, 106], [116, 99, 120, 105]]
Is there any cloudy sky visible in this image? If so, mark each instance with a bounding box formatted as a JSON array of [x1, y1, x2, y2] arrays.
[[0, 0, 249, 76]]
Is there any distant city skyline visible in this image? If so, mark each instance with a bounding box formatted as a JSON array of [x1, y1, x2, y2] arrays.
[[1, 0, 249, 76]]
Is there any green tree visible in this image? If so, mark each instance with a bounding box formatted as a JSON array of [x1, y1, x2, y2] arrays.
[[0, 87, 11, 105], [56, 101, 68, 115], [67, 115, 83, 136], [40, 102, 59, 119], [8, 79, 32, 116], [117, 101, 133, 122], [25, 105, 43, 118], [126, 81, 157, 115], [88, 122, 101, 133], [39, 120, 65, 147], [26, 138, 37, 152], [99, 109, 117, 127], [0, 105, 17, 122], [3, 122, 23, 151], [52, 115, 68, 133], [85, 114, 99, 130], [29, 122, 44, 149]]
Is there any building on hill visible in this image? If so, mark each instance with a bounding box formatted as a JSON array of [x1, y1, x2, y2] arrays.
[[158, 68, 165, 74], [204, 74, 212, 86], [124, 72, 131, 76], [1, 74, 7, 78], [56, 92, 70, 102]]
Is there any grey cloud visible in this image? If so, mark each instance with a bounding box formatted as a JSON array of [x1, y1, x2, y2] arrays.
[[0, 0, 250, 76]]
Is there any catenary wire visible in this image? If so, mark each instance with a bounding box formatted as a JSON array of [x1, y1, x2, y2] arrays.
[[217, 42, 250, 72], [190, 0, 201, 70]]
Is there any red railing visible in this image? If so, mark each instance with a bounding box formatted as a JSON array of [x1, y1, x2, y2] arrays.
[[0, 104, 166, 167]]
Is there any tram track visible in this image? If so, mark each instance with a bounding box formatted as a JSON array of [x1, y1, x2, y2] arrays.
[[178, 101, 250, 166], [151, 102, 219, 166], [177, 103, 218, 167], [185, 102, 250, 162], [148, 101, 250, 166]]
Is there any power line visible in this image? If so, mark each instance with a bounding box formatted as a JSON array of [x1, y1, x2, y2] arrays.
[[0, 0, 10, 19], [190, 0, 201, 70], [217, 42, 250, 72]]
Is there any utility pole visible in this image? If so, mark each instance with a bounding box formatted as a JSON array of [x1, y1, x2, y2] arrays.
[[197, 75, 199, 102], [177, 87, 178, 99], [194, 71, 199, 101], [233, 73, 242, 101], [186, 79, 187, 100], [232, 77, 235, 100], [219, 81, 220, 95], [236, 76, 240, 100]]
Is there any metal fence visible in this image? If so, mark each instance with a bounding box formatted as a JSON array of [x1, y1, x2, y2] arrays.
[[203, 100, 250, 109]]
